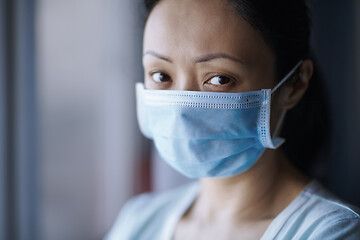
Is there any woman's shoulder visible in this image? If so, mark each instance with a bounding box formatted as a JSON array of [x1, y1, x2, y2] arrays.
[[302, 181, 360, 222], [268, 180, 360, 239], [303, 182, 360, 239], [124, 181, 198, 217], [104, 181, 199, 240]]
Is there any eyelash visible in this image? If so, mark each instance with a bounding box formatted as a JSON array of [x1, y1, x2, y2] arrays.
[[148, 71, 235, 87], [205, 74, 234, 86], [149, 71, 172, 83]]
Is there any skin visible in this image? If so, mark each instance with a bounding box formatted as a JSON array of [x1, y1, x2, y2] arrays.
[[142, 0, 314, 239]]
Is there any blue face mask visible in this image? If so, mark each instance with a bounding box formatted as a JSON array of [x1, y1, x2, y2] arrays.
[[136, 61, 302, 178]]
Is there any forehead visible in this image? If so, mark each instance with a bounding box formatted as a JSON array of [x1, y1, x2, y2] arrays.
[[143, 0, 271, 64]]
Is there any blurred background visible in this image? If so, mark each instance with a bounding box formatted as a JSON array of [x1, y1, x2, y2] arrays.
[[0, 0, 359, 239]]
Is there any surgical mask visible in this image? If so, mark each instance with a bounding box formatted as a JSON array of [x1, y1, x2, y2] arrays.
[[136, 61, 302, 178]]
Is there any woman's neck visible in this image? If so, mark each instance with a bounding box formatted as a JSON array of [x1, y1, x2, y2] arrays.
[[192, 149, 309, 222]]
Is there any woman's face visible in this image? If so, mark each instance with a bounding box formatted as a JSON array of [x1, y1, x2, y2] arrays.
[[143, 0, 276, 93]]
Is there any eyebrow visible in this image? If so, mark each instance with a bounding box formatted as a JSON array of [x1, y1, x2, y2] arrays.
[[194, 53, 244, 64], [143, 50, 243, 64], [143, 50, 173, 63]]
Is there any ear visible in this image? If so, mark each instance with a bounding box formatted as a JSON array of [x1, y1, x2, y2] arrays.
[[278, 60, 313, 110]]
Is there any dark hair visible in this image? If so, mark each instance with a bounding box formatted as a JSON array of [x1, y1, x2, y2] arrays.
[[143, 0, 330, 179]]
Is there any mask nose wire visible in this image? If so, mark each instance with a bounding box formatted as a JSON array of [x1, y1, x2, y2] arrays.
[[269, 60, 303, 140]]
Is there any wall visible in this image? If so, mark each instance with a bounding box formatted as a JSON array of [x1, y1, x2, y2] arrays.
[[36, 0, 144, 239], [310, 0, 360, 205]]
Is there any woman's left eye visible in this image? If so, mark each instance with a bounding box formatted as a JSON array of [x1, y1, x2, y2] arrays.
[[206, 75, 231, 86]]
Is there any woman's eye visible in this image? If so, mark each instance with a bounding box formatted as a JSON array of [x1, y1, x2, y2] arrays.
[[207, 75, 231, 86], [151, 72, 171, 83]]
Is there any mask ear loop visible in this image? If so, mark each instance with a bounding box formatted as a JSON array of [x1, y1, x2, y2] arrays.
[[272, 110, 286, 138], [271, 61, 303, 95], [269, 60, 303, 142]]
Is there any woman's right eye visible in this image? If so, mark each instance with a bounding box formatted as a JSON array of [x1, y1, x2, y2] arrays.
[[151, 72, 171, 83]]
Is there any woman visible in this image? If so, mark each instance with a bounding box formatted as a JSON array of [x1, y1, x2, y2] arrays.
[[106, 0, 360, 239]]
